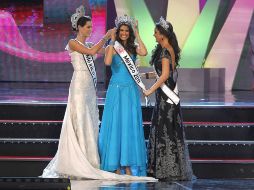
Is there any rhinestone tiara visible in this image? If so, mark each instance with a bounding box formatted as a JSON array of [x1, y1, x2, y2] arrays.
[[71, 5, 86, 30], [115, 14, 135, 28], [157, 16, 169, 31]]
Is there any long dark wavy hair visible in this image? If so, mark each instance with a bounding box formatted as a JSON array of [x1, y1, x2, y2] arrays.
[[150, 22, 181, 67], [72, 16, 91, 31], [116, 23, 137, 55]]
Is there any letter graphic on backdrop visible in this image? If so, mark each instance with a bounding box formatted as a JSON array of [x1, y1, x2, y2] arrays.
[[204, 0, 254, 90], [166, 0, 200, 49], [179, 0, 221, 68]]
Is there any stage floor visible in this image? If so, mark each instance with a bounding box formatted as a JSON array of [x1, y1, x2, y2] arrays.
[[0, 82, 253, 107], [71, 179, 254, 190], [0, 83, 254, 188]]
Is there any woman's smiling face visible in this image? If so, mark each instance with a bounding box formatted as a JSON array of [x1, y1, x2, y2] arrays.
[[118, 24, 130, 41]]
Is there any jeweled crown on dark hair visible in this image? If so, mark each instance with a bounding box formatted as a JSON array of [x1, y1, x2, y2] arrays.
[[157, 16, 169, 31], [71, 5, 87, 30], [115, 14, 135, 28]]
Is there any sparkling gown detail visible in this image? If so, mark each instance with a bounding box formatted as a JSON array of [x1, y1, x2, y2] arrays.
[[147, 48, 194, 181]]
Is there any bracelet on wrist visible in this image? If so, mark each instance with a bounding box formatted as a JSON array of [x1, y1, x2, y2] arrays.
[[109, 40, 115, 46], [102, 36, 107, 42]]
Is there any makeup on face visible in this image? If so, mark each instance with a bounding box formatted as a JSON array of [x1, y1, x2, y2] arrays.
[[119, 25, 130, 41], [153, 28, 160, 42], [81, 21, 93, 37]]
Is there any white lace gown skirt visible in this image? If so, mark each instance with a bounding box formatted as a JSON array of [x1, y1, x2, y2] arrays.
[[42, 71, 101, 178], [42, 71, 157, 181]]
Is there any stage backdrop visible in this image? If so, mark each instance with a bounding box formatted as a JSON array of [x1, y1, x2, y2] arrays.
[[0, 0, 253, 91], [0, 0, 106, 82]]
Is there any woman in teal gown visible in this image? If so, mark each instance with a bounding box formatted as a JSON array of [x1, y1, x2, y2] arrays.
[[99, 15, 148, 176]]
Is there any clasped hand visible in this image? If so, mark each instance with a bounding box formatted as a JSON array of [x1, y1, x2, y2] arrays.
[[143, 89, 152, 97]]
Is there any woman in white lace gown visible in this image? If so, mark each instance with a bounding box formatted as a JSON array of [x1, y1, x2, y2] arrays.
[[42, 6, 156, 181]]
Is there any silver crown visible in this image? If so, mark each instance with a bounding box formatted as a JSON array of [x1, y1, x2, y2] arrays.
[[115, 14, 135, 28], [71, 5, 86, 30], [158, 16, 169, 31]]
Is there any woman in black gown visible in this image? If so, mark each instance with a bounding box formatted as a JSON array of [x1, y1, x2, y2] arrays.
[[143, 17, 194, 181]]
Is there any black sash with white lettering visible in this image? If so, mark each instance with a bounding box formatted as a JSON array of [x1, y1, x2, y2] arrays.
[[114, 41, 146, 90], [82, 54, 97, 88], [154, 66, 180, 105], [74, 39, 97, 88]]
